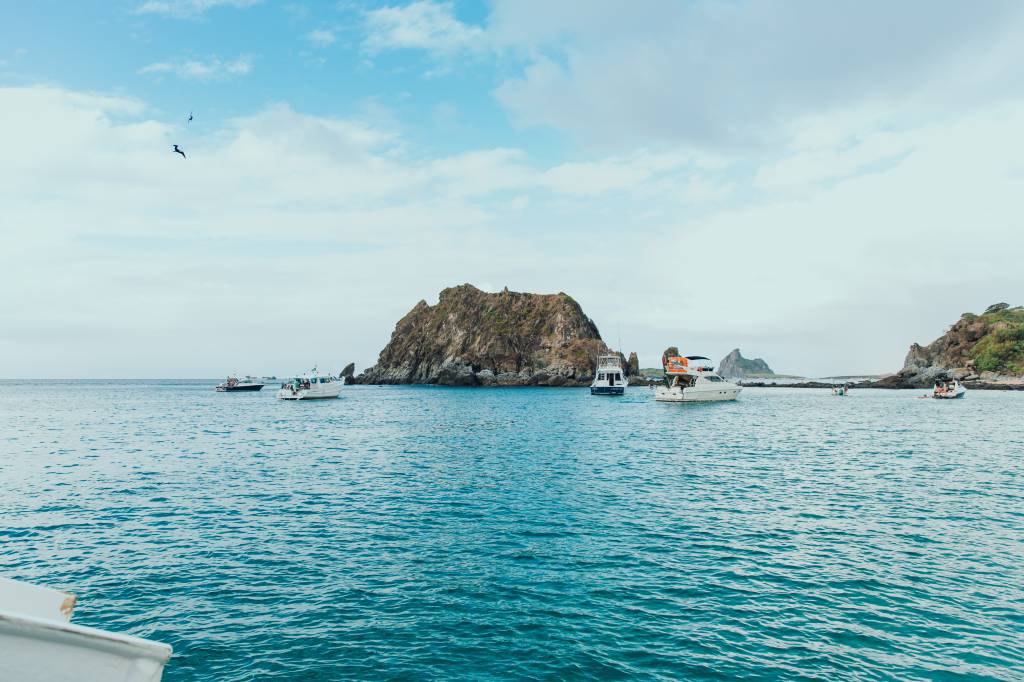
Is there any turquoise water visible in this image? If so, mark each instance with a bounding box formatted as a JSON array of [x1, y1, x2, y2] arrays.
[[1, 381, 1022, 680]]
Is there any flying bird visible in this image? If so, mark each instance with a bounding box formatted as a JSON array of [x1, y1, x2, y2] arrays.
[[172, 144, 186, 159], [187, 111, 193, 123]]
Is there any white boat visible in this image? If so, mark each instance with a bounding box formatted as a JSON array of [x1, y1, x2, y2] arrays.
[[655, 354, 741, 402], [832, 384, 850, 396], [215, 375, 264, 392], [933, 378, 966, 399], [590, 355, 627, 396], [0, 576, 171, 682], [277, 367, 342, 400]]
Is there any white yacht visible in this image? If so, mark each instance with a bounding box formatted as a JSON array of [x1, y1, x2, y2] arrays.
[[215, 375, 264, 392], [655, 355, 741, 402], [278, 368, 342, 400], [590, 354, 627, 395], [933, 378, 966, 399], [0, 577, 172, 681]]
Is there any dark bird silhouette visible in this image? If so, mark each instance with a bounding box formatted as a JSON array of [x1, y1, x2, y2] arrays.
[[187, 111, 193, 123], [172, 144, 186, 159]]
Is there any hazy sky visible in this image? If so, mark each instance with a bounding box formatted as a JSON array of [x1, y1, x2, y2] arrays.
[[2, 0, 1022, 378]]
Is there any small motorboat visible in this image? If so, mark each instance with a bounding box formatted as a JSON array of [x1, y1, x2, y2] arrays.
[[832, 384, 850, 396], [655, 354, 741, 402], [933, 378, 966, 399], [590, 355, 627, 395], [215, 375, 264, 392], [0, 576, 171, 681], [278, 367, 342, 400]]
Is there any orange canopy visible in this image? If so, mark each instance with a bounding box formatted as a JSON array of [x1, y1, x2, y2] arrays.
[[663, 356, 690, 374]]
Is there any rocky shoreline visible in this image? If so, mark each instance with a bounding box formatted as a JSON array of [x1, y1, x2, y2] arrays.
[[739, 379, 1024, 391], [345, 290, 1024, 390]]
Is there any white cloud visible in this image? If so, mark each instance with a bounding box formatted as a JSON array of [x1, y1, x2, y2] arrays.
[[2, 84, 1022, 378], [135, 0, 260, 18], [138, 55, 253, 80], [489, 0, 1024, 149], [364, 1, 483, 55], [306, 29, 336, 47]]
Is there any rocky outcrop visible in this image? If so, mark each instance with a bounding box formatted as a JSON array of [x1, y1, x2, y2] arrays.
[[340, 363, 356, 385], [627, 352, 640, 377], [874, 303, 1024, 388], [355, 284, 610, 386], [718, 349, 775, 380]]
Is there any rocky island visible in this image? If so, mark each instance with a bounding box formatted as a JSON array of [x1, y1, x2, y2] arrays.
[[354, 284, 628, 387], [718, 349, 775, 380], [874, 303, 1024, 389]]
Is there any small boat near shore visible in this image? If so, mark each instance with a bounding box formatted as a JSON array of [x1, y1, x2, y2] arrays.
[[0, 576, 171, 681], [832, 384, 850, 396], [590, 355, 627, 395], [278, 368, 342, 400], [933, 378, 966, 399], [215, 375, 264, 392], [655, 355, 741, 402]]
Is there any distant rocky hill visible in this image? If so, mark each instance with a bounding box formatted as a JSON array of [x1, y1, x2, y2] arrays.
[[718, 349, 775, 379], [874, 303, 1024, 388], [355, 284, 613, 386]]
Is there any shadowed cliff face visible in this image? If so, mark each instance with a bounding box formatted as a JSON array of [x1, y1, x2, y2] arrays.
[[356, 284, 610, 386], [718, 349, 774, 379]]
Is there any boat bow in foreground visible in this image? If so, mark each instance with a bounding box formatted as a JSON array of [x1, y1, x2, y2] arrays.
[[0, 577, 171, 682]]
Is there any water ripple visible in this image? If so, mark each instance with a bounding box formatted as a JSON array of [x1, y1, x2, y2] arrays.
[[1, 381, 1022, 679]]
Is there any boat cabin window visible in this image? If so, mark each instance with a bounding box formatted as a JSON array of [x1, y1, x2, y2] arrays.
[[598, 373, 605, 380], [706, 376, 722, 382]]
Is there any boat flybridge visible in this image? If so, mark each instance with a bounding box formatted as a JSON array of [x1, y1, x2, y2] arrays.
[[277, 367, 342, 400], [655, 355, 741, 402], [591, 355, 627, 395], [0, 576, 172, 681]]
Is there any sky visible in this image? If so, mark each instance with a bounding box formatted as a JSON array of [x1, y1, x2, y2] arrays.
[[1, 0, 1022, 379]]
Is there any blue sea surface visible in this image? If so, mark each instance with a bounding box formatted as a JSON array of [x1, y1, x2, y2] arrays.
[[1, 381, 1022, 680]]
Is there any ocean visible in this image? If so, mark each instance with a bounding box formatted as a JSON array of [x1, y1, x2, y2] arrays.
[[1, 381, 1022, 680]]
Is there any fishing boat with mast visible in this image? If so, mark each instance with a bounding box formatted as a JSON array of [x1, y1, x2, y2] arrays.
[[590, 354, 627, 395], [277, 366, 342, 400]]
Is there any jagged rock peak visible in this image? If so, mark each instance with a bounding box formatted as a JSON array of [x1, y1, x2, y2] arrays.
[[340, 363, 356, 384], [627, 352, 640, 377], [718, 348, 775, 379], [355, 284, 610, 386]]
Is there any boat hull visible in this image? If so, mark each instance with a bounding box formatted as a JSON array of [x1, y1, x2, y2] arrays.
[[216, 384, 264, 392], [590, 386, 625, 396], [0, 611, 171, 682], [277, 386, 342, 400], [655, 386, 741, 402]]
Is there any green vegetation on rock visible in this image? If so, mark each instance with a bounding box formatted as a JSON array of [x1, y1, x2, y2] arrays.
[[882, 302, 1024, 387], [968, 305, 1024, 373]]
